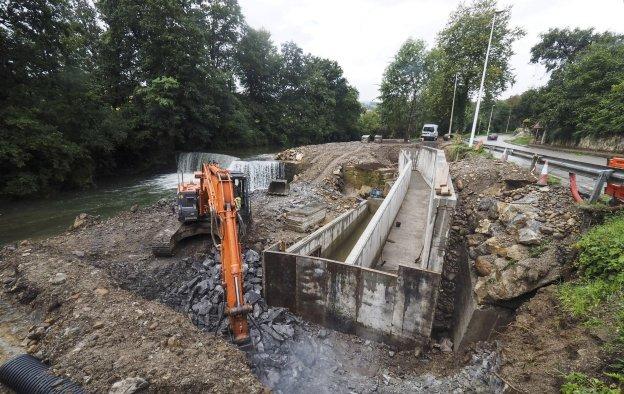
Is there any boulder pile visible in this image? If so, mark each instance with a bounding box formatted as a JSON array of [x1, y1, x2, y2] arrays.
[[173, 248, 301, 350]]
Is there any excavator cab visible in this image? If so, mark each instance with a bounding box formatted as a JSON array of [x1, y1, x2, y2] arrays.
[[230, 171, 251, 224], [178, 190, 199, 223]]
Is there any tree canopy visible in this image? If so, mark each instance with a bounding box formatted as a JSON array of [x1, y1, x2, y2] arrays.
[[0, 0, 362, 198]]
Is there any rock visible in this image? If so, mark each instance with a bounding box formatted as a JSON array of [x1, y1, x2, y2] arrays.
[[317, 329, 328, 339], [506, 244, 529, 261], [358, 185, 373, 197], [167, 335, 181, 348], [474, 256, 494, 277], [148, 321, 158, 330], [518, 228, 541, 245], [484, 237, 507, 257], [475, 219, 491, 235], [94, 287, 109, 296], [130, 204, 139, 212], [272, 324, 294, 339], [72, 213, 89, 230], [93, 321, 105, 329], [109, 377, 149, 394], [72, 250, 85, 258], [245, 291, 262, 305], [388, 350, 396, 357], [439, 338, 453, 352], [49, 273, 67, 285]]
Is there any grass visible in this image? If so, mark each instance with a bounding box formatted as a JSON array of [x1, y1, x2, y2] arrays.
[[558, 214, 624, 392], [509, 135, 533, 146], [548, 175, 562, 186], [561, 372, 621, 394], [529, 241, 550, 258], [445, 138, 493, 162]]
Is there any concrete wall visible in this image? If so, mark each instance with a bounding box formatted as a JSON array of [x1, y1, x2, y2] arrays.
[[345, 151, 413, 267], [417, 148, 457, 272], [263, 250, 441, 345], [287, 200, 371, 257]]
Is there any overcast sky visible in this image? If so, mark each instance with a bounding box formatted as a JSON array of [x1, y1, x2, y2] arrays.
[[238, 0, 624, 103]]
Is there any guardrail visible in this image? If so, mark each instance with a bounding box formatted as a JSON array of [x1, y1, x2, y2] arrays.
[[483, 143, 624, 202]]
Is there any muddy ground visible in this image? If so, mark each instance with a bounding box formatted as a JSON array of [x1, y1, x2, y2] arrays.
[[0, 140, 612, 393]]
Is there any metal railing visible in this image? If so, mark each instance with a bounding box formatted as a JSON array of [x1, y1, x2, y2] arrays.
[[483, 143, 623, 202]]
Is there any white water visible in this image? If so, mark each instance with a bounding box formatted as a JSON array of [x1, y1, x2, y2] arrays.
[[176, 152, 284, 192], [228, 160, 284, 191]]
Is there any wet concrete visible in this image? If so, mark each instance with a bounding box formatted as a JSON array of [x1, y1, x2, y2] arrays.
[[376, 172, 430, 273]]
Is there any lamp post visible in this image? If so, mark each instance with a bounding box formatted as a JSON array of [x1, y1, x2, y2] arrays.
[[504, 108, 512, 134], [486, 105, 495, 137], [448, 73, 458, 137], [468, 11, 502, 147]]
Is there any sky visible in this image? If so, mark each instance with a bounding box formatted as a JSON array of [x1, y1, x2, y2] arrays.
[[238, 0, 624, 103]]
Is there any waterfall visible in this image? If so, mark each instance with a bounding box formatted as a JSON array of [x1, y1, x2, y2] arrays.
[[228, 160, 284, 191], [176, 151, 283, 192], [177, 152, 239, 173]]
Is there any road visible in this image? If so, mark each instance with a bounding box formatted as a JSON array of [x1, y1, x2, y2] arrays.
[[476, 134, 608, 166], [474, 134, 604, 194]]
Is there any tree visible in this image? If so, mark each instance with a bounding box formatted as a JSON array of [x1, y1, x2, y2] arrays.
[[358, 109, 382, 135], [431, 0, 524, 132], [529, 28, 612, 72], [378, 38, 429, 140]]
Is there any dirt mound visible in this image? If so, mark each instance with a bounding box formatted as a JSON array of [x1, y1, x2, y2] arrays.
[[0, 243, 261, 393], [498, 286, 607, 392]]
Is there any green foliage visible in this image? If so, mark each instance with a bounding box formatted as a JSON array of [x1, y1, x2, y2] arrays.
[[576, 215, 624, 279], [559, 215, 624, 392], [522, 28, 624, 142], [378, 38, 429, 139], [358, 109, 382, 136], [561, 372, 620, 394], [509, 135, 533, 146], [0, 0, 362, 197]]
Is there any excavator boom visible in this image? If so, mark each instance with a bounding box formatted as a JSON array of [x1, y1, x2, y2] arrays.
[[195, 163, 251, 345]]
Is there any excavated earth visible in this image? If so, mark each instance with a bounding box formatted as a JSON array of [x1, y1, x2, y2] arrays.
[[0, 141, 612, 393]]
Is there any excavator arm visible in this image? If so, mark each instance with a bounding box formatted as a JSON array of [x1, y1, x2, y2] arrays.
[[196, 163, 251, 345]]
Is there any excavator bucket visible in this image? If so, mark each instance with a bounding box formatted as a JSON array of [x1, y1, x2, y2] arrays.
[[267, 179, 289, 196]]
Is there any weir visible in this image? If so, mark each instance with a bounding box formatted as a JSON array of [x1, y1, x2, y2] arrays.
[[263, 147, 456, 346], [177, 152, 284, 192]]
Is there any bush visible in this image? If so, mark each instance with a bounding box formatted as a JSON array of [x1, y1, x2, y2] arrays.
[[561, 372, 620, 394], [576, 215, 624, 279]]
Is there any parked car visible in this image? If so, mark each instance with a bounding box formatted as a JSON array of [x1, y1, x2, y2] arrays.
[[487, 134, 498, 141], [421, 124, 438, 141]]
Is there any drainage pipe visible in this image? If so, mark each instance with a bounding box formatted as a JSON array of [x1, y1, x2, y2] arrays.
[[0, 354, 85, 394]]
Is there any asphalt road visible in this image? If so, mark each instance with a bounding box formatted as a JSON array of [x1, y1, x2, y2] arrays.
[[474, 134, 603, 194], [476, 134, 609, 166]]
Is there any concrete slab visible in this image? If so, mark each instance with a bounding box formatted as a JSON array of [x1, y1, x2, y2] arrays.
[[376, 172, 430, 273]]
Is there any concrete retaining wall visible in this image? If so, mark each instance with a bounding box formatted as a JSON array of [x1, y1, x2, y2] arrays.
[[287, 200, 377, 257], [418, 147, 457, 272], [345, 151, 413, 267], [263, 250, 441, 345]]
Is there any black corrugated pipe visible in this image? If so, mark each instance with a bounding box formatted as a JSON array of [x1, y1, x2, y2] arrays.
[[0, 354, 85, 393]]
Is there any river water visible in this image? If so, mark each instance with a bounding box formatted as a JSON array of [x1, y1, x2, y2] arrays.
[[0, 149, 281, 245]]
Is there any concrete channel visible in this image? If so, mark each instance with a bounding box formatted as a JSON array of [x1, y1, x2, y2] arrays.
[[263, 147, 456, 346]]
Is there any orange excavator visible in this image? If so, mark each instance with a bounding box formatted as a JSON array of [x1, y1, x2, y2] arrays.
[[178, 163, 252, 345]]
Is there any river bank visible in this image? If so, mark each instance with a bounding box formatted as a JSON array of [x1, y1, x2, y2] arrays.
[[1, 140, 615, 393]]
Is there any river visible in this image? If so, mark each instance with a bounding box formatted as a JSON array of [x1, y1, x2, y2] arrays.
[[0, 148, 281, 245]]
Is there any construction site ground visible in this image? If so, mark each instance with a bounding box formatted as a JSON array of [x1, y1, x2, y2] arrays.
[[0, 140, 615, 393]]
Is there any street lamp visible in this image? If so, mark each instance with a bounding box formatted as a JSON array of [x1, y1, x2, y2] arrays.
[[486, 105, 495, 137], [448, 73, 458, 137], [468, 11, 503, 147]]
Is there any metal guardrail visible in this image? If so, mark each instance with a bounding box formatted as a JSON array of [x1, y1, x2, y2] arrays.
[[483, 143, 623, 202]]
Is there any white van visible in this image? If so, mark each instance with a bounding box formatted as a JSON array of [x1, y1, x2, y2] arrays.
[[421, 124, 439, 141]]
